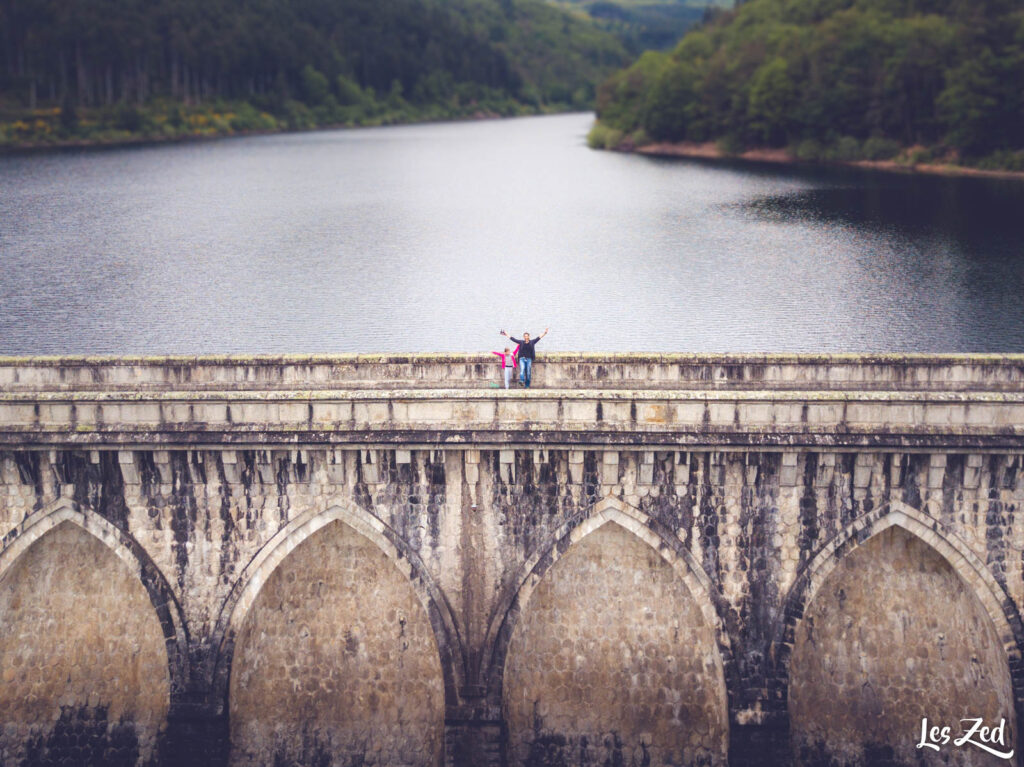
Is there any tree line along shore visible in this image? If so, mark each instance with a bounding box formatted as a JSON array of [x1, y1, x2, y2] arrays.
[[589, 0, 1024, 174], [0, 0, 629, 149], [3, 0, 1023, 179]]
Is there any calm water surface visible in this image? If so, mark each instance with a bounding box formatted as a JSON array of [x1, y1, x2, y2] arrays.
[[2, 113, 1024, 353]]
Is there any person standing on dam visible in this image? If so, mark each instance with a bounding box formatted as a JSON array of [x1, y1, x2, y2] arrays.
[[492, 346, 518, 389], [501, 327, 548, 388]]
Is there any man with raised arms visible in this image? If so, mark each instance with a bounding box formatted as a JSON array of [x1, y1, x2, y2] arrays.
[[500, 327, 549, 388]]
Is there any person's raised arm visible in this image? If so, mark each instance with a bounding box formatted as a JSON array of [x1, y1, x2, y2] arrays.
[[536, 327, 549, 342]]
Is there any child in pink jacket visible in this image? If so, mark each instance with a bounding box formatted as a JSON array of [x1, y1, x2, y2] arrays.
[[492, 346, 519, 389]]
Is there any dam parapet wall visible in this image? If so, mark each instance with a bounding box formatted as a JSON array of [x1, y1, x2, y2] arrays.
[[2, 354, 1024, 450], [1, 354, 1022, 767], [2, 352, 1024, 392]]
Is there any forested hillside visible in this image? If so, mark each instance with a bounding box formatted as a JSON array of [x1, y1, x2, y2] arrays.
[[552, 0, 733, 52], [0, 0, 628, 146], [591, 0, 1024, 169]]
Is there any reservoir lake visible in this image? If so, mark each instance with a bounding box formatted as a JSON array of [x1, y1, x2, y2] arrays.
[[2, 112, 1023, 354]]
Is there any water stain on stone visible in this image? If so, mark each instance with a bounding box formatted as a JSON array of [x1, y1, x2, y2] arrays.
[[18, 705, 143, 767]]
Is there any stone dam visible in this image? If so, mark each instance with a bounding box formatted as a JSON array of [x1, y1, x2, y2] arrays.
[[1, 353, 1023, 767]]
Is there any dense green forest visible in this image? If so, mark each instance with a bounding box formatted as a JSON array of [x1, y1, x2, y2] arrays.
[[591, 0, 1024, 169], [0, 0, 628, 146], [553, 0, 732, 52]]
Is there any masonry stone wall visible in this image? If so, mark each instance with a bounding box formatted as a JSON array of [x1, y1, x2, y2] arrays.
[[229, 520, 444, 767], [503, 523, 728, 767], [1, 447, 1022, 767], [790, 526, 1016, 766], [0, 522, 170, 767], [1, 355, 1023, 767]]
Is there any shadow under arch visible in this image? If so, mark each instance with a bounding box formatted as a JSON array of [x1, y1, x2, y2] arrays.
[[482, 496, 734, 719], [209, 502, 466, 709], [770, 499, 1024, 739], [0, 498, 190, 694]]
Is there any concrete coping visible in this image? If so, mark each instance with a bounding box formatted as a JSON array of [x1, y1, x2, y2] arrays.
[[2, 388, 1024, 403], [2, 352, 1024, 366]]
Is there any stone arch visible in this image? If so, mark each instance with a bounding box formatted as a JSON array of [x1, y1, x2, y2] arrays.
[[774, 500, 1024, 766], [484, 497, 730, 698], [0, 502, 181, 766], [0, 498, 190, 690], [222, 510, 450, 766], [489, 497, 731, 767], [774, 500, 1024, 682], [211, 502, 465, 706]]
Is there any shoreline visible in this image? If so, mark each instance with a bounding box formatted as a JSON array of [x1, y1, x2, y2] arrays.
[[634, 141, 1024, 182], [0, 128, 282, 156], [0, 106, 577, 156]]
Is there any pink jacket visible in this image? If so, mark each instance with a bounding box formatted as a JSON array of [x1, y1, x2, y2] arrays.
[[492, 348, 519, 368]]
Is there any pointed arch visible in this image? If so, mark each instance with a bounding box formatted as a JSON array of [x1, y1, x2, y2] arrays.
[[0, 498, 189, 692], [482, 496, 732, 710], [771, 500, 1024, 737], [210, 502, 466, 707]]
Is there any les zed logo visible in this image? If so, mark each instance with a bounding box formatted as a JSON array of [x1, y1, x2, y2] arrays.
[[917, 717, 1014, 759]]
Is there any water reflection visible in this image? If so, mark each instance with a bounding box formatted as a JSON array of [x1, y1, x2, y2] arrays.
[[1, 113, 1023, 354]]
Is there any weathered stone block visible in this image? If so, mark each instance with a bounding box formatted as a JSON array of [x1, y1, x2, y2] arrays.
[[639, 463, 654, 486], [806, 403, 842, 426], [38, 403, 72, 426], [927, 453, 947, 488], [118, 451, 140, 484], [638, 403, 668, 424], [354, 401, 391, 425], [739, 403, 772, 426], [194, 403, 228, 423], [0, 404, 35, 425], [564, 401, 598, 422], [709, 403, 735, 425], [672, 402, 706, 424], [853, 465, 871, 489], [312, 402, 353, 423], [600, 401, 632, 423], [780, 452, 799, 487]]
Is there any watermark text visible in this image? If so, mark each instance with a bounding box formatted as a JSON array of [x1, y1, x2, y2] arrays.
[[917, 717, 1013, 759]]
